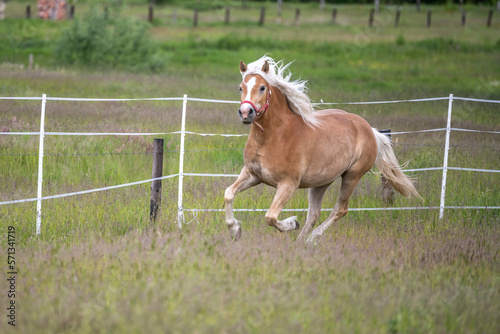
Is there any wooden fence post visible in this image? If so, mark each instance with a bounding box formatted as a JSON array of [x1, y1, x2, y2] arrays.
[[378, 130, 394, 204], [395, 9, 401, 27], [416, 0, 421, 12], [26, 5, 31, 19], [193, 8, 198, 27], [259, 7, 265, 26], [277, 0, 282, 24], [225, 7, 230, 25], [69, 5, 75, 19], [150, 138, 164, 222], [461, 10, 466, 27], [427, 10, 432, 28], [331, 8, 337, 24], [369, 8, 375, 27], [487, 9, 493, 27], [295, 8, 300, 25], [148, 4, 153, 23]]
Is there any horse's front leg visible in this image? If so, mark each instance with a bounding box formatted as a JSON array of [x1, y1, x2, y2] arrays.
[[224, 166, 261, 240], [265, 181, 300, 232]]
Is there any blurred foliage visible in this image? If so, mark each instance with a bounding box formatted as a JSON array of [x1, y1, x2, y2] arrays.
[[55, 6, 165, 72]]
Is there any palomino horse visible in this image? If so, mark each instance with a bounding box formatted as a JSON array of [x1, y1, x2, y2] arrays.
[[224, 56, 420, 242]]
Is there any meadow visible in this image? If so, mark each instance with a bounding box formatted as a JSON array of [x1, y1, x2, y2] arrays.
[[0, 1, 499, 333]]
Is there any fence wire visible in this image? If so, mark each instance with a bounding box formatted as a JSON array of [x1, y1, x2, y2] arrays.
[[2, 143, 499, 157]]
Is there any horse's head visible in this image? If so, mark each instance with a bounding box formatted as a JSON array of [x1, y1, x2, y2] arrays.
[[238, 60, 272, 125]]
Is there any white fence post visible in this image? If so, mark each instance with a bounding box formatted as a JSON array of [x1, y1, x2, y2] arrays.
[[439, 94, 453, 219], [36, 94, 47, 235], [177, 94, 188, 229]]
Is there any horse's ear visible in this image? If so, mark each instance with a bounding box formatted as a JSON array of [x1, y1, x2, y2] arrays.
[[240, 60, 247, 74], [261, 61, 269, 74]]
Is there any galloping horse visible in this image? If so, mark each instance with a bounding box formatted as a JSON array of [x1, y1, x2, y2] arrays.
[[224, 56, 420, 242]]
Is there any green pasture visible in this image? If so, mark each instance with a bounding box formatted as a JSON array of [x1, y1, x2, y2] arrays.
[[1, 2, 499, 333]]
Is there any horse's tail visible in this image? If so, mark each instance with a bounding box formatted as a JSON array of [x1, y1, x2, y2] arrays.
[[372, 129, 422, 199]]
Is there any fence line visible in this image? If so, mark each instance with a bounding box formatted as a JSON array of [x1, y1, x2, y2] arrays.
[[1, 94, 499, 234], [318, 96, 450, 105], [3, 95, 500, 105], [0, 174, 179, 206], [3, 142, 500, 157], [183, 206, 500, 213], [450, 128, 500, 134], [3, 127, 498, 137], [1, 131, 182, 136]]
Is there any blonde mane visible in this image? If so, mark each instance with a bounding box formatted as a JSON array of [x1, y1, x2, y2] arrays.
[[241, 55, 320, 127]]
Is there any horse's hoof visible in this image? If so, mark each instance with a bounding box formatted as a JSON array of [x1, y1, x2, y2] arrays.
[[294, 220, 300, 230], [233, 228, 242, 241], [306, 232, 320, 245]]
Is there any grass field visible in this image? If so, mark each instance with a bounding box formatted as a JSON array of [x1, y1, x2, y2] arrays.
[[1, 1, 500, 333]]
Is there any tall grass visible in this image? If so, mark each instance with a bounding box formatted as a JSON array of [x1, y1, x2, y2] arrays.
[[4, 219, 500, 333]]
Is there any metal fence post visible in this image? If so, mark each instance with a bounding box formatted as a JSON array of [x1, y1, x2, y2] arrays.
[[150, 138, 164, 222], [439, 94, 453, 219], [177, 94, 188, 229], [36, 94, 47, 235]]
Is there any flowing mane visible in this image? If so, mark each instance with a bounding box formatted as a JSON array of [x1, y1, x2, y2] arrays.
[[241, 55, 320, 127]]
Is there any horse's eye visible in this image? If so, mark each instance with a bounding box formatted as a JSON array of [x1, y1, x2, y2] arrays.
[[238, 86, 243, 92], [260, 86, 266, 92]]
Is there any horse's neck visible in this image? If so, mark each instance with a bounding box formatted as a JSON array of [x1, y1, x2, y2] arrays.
[[250, 86, 302, 137]]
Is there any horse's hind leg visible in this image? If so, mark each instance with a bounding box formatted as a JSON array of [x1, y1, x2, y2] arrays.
[[307, 171, 363, 243], [265, 181, 300, 232], [225, 166, 261, 240], [297, 184, 330, 242]]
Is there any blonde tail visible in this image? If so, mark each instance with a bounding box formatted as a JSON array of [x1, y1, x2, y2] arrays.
[[372, 129, 422, 199]]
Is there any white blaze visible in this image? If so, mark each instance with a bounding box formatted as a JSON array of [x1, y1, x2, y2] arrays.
[[243, 77, 256, 104]]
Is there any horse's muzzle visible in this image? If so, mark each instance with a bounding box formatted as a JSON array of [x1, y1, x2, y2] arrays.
[[238, 105, 255, 124]]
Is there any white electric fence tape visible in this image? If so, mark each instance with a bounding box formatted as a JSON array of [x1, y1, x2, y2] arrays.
[[0, 174, 179, 206]]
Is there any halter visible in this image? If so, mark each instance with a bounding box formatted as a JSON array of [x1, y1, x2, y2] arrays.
[[241, 86, 272, 118]]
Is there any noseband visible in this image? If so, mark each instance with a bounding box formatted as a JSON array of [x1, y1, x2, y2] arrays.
[[241, 86, 272, 118]]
